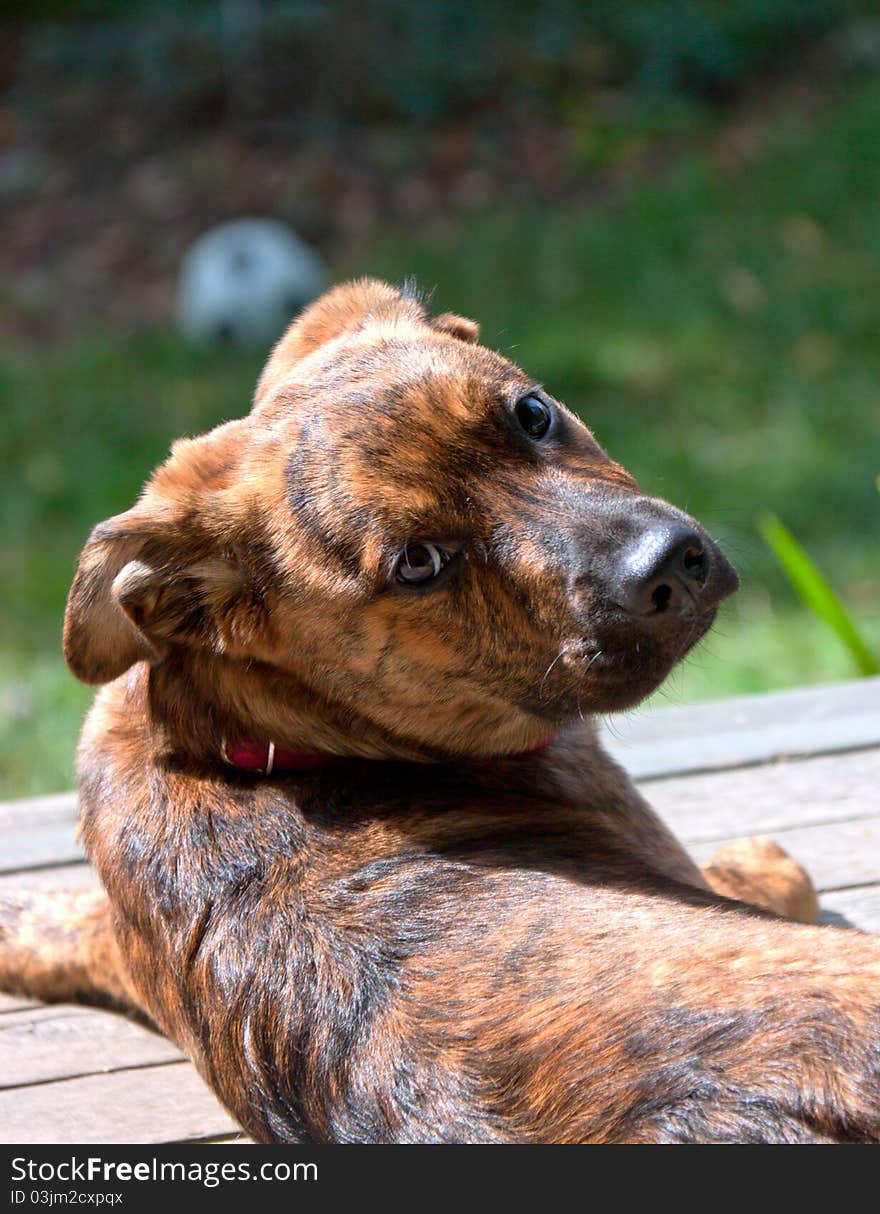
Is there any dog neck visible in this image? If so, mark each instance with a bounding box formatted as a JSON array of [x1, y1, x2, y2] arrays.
[[142, 651, 558, 769], [218, 732, 557, 774]]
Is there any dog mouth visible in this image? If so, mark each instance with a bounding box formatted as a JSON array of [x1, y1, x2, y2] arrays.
[[580, 606, 717, 710], [528, 601, 720, 720]]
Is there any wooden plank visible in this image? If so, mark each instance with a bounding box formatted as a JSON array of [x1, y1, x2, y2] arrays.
[[602, 675, 880, 779], [821, 885, 880, 934], [0, 861, 97, 894], [0, 1062, 240, 1144], [643, 747, 880, 845], [689, 814, 880, 894], [0, 791, 78, 824], [0, 1004, 183, 1088], [0, 791, 81, 874]]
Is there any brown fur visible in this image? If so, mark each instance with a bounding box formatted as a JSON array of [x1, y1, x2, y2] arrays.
[[1, 279, 877, 1143]]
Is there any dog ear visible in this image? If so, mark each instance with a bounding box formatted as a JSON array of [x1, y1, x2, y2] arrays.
[[431, 312, 480, 344], [64, 426, 252, 685], [254, 278, 427, 405], [63, 510, 165, 685], [64, 512, 248, 685]]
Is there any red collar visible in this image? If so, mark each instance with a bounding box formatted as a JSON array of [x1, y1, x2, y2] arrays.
[[220, 739, 328, 773], [220, 732, 557, 774]]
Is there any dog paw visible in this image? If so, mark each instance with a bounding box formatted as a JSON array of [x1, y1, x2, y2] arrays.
[[703, 836, 819, 925], [0, 893, 38, 996], [0, 890, 102, 1001]]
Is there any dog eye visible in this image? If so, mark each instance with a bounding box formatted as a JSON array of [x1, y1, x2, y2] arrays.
[[515, 393, 552, 439], [395, 542, 448, 585]]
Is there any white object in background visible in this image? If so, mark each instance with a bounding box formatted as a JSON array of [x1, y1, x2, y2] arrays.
[[177, 219, 327, 345]]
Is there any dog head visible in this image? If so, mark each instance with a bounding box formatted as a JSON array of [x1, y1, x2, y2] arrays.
[[64, 279, 737, 760]]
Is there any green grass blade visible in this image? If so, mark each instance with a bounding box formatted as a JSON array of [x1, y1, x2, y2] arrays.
[[758, 514, 880, 677]]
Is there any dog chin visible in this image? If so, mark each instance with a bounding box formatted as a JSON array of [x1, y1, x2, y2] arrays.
[[568, 611, 717, 715], [579, 669, 671, 714]]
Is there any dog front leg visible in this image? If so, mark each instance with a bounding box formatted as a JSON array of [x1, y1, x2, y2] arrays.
[[701, 836, 819, 924], [0, 889, 145, 1015]]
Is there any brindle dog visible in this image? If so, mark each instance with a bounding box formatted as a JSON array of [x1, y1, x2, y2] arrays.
[[2, 280, 878, 1143]]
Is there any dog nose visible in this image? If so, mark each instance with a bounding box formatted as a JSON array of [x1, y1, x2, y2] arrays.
[[613, 524, 711, 617]]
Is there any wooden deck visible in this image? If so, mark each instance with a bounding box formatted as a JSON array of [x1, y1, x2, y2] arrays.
[[2, 676, 879, 1144]]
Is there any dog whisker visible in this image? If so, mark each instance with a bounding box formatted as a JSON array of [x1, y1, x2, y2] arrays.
[[539, 648, 567, 699]]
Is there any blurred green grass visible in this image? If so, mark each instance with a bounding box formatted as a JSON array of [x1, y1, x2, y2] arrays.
[[3, 79, 880, 796]]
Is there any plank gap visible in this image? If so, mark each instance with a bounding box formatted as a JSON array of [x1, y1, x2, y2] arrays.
[[0, 858, 89, 879], [635, 740, 880, 784], [0, 1056, 186, 1095], [818, 878, 880, 896], [680, 808, 880, 849]]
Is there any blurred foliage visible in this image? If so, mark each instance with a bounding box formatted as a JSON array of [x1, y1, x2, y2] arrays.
[[8, 1, 880, 345], [11, 0, 873, 130], [759, 514, 879, 675]]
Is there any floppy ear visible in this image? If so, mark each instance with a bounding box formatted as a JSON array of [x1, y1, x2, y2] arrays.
[[63, 511, 164, 685], [64, 508, 247, 686], [254, 278, 427, 406], [64, 420, 258, 685], [431, 312, 480, 344]]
